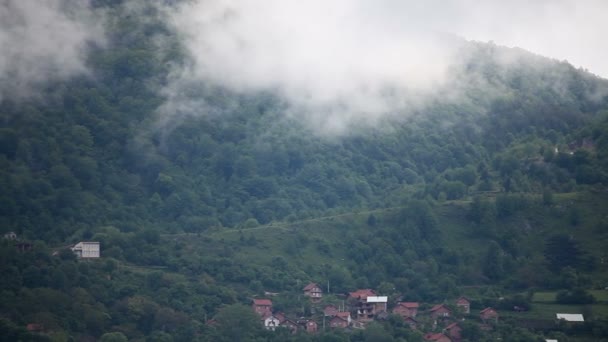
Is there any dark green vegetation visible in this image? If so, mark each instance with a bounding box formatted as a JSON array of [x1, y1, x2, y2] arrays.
[[2, 1, 608, 341]]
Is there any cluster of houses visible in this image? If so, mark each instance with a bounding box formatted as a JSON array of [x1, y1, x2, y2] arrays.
[[251, 283, 500, 341], [252, 298, 319, 334]]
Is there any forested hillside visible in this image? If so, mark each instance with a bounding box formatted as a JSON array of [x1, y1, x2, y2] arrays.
[[2, 1, 608, 341]]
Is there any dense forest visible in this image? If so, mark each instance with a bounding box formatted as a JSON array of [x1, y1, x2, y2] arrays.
[[2, 1, 608, 341]]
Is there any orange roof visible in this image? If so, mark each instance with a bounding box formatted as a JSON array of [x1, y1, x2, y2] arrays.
[[430, 304, 451, 312], [336, 311, 351, 318], [445, 322, 460, 330], [456, 296, 470, 304], [349, 289, 376, 300], [399, 302, 419, 308], [303, 283, 319, 291], [253, 299, 273, 306], [480, 307, 497, 314]]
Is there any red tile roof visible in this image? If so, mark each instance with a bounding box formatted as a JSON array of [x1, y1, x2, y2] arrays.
[[480, 307, 496, 314], [303, 282, 319, 291], [456, 296, 470, 304], [253, 299, 273, 306], [399, 302, 420, 308], [445, 322, 460, 330], [430, 304, 451, 312], [336, 311, 350, 318], [349, 289, 376, 300]]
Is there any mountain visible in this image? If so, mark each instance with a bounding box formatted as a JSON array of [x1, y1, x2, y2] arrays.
[[1, 1, 608, 341]]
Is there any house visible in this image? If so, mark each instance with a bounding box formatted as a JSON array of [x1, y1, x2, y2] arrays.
[[274, 312, 286, 323], [424, 332, 452, 342], [444, 322, 462, 341], [349, 289, 376, 301], [348, 289, 386, 320], [302, 319, 318, 333], [393, 302, 420, 318], [480, 307, 499, 322], [263, 314, 281, 331], [15, 242, 33, 252], [280, 318, 299, 333], [403, 316, 418, 329], [71, 241, 100, 258], [252, 299, 273, 316], [366, 296, 388, 315], [295, 319, 318, 334], [303, 282, 323, 301], [3, 232, 17, 240], [429, 304, 452, 319], [324, 305, 339, 317], [329, 312, 351, 328], [455, 297, 470, 314], [556, 313, 584, 322]]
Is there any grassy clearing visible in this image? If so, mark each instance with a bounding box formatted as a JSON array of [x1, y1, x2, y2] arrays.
[[504, 302, 608, 320], [532, 291, 557, 303], [590, 290, 608, 302]]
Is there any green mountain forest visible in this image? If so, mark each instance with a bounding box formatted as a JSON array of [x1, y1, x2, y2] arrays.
[[2, 1, 608, 341]]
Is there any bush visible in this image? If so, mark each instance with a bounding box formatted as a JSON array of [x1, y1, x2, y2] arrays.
[[556, 288, 596, 304]]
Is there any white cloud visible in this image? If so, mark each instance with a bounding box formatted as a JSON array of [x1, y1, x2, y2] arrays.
[[162, 0, 608, 133], [0, 0, 105, 100]]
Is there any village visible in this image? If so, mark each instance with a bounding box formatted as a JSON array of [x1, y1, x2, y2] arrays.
[[250, 282, 500, 341]]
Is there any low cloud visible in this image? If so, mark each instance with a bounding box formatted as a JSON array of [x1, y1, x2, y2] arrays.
[[159, 0, 608, 134], [0, 0, 105, 101]]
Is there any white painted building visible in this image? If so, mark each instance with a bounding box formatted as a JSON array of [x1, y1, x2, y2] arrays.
[[556, 313, 584, 322], [263, 315, 281, 331], [72, 241, 100, 258]]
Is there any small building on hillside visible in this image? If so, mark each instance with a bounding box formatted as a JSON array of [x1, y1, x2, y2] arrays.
[[280, 318, 299, 333], [444, 322, 462, 341], [303, 282, 323, 301], [480, 307, 499, 322], [324, 305, 339, 317], [455, 297, 471, 314], [367, 296, 388, 315], [393, 302, 420, 318], [252, 299, 273, 316], [263, 314, 281, 331], [3, 232, 17, 240], [71, 241, 100, 258], [403, 316, 419, 329], [15, 242, 33, 252], [329, 312, 351, 328], [556, 313, 584, 322], [348, 289, 387, 320], [302, 319, 318, 334], [429, 304, 452, 319]]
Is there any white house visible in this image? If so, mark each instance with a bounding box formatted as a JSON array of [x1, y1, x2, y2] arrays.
[[263, 315, 281, 331], [3, 232, 17, 240], [71, 242, 100, 258]]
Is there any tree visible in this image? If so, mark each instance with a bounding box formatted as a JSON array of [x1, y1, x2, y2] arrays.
[[100, 332, 128, 342], [544, 234, 581, 272], [482, 241, 504, 281], [213, 304, 262, 342]]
